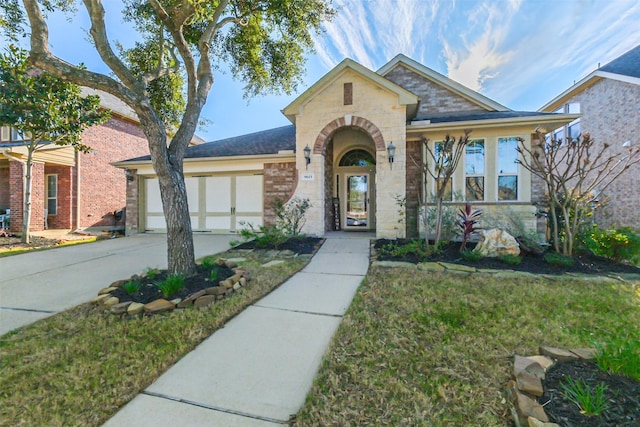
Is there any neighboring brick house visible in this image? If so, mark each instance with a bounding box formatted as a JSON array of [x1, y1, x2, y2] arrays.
[[0, 89, 149, 234], [118, 55, 577, 238], [540, 45, 640, 230]]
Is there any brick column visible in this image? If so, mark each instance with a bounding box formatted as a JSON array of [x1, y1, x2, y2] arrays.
[[125, 169, 139, 235], [9, 161, 45, 233]]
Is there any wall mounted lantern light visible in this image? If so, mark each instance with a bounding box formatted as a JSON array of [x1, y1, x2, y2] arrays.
[[387, 142, 396, 169], [304, 145, 311, 170], [124, 168, 134, 182]]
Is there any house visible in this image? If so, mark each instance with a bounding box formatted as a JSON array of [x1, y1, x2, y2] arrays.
[[116, 55, 578, 238], [540, 44, 640, 230], [1, 89, 150, 234]]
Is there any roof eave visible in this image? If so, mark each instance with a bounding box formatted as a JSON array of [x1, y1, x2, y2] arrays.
[[112, 152, 296, 169], [406, 114, 580, 134]]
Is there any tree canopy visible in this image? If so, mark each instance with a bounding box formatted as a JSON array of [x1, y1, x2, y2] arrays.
[[0, 0, 333, 274]]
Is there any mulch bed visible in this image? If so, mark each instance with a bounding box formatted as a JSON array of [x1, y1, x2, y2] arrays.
[[374, 239, 640, 275], [231, 236, 324, 255], [541, 359, 640, 426]]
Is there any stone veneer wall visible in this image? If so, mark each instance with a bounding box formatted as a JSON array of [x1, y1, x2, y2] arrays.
[[405, 140, 422, 237], [324, 141, 334, 232], [125, 169, 139, 236], [263, 162, 298, 227], [384, 65, 488, 116], [571, 79, 640, 229]]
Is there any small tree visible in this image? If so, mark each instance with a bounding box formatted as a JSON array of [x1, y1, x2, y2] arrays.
[[517, 129, 640, 256], [412, 131, 470, 247], [0, 46, 110, 243]]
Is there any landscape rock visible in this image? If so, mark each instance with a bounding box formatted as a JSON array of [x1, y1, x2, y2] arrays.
[[440, 262, 476, 273], [526, 355, 554, 371], [215, 258, 227, 266], [239, 277, 247, 287], [261, 260, 285, 268], [233, 282, 242, 291], [221, 279, 234, 289], [110, 301, 132, 314], [103, 296, 120, 308], [278, 249, 295, 258], [98, 286, 119, 295], [417, 262, 445, 271], [569, 348, 597, 360], [527, 417, 559, 427], [225, 260, 238, 269], [475, 228, 520, 257], [91, 294, 111, 305], [144, 299, 175, 314], [194, 295, 215, 309], [514, 355, 545, 379], [127, 302, 145, 315], [514, 389, 549, 423], [371, 260, 416, 269], [539, 346, 578, 362], [205, 286, 227, 296], [225, 258, 246, 264], [109, 279, 129, 288], [516, 372, 544, 396]]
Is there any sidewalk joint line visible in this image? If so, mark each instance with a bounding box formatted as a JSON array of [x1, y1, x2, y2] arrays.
[[0, 306, 56, 314], [142, 390, 289, 425], [252, 304, 343, 318]]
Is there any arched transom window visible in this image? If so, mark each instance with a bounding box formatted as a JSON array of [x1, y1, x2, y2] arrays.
[[339, 149, 376, 167]]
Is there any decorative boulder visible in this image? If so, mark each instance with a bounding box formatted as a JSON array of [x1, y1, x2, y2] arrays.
[[475, 229, 520, 257]]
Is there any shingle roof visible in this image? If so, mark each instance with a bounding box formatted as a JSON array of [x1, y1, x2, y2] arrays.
[[413, 110, 558, 124], [600, 45, 640, 78], [123, 125, 296, 162]]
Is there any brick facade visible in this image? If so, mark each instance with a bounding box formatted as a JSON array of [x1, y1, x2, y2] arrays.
[[384, 65, 487, 116], [263, 162, 297, 226], [1, 115, 148, 234], [568, 79, 640, 230], [405, 140, 422, 237], [9, 161, 45, 232]]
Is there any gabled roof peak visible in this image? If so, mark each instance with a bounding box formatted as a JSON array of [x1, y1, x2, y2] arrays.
[[377, 53, 509, 112]]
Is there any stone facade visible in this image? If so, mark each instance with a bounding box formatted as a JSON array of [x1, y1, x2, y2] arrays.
[[568, 79, 640, 229], [405, 140, 422, 237]]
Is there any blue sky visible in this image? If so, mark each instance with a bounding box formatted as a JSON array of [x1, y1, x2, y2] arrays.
[[4, 0, 640, 141]]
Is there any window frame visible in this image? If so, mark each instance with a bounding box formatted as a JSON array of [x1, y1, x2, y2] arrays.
[[496, 137, 520, 202], [431, 140, 454, 202], [464, 138, 485, 202], [46, 174, 58, 216]]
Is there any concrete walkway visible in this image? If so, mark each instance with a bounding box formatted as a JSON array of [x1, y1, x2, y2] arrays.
[[0, 234, 235, 335], [104, 233, 371, 426]]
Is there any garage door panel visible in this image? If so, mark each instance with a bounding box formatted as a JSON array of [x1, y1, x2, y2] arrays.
[[146, 216, 167, 230], [235, 175, 263, 212], [206, 216, 231, 230], [146, 179, 163, 213], [186, 177, 199, 211], [206, 176, 231, 213], [236, 216, 263, 230]]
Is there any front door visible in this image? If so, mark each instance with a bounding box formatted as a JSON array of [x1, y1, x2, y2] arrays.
[[345, 173, 370, 229]]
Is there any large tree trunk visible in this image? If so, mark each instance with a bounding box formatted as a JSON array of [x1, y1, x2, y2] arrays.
[[141, 116, 197, 277]]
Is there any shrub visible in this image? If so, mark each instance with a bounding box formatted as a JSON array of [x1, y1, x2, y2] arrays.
[[122, 280, 141, 295], [200, 256, 216, 270], [498, 254, 521, 265], [594, 336, 640, 381], [544, 252, 574, 268], [583, 225, 640, 265], [378, 239, 431, 260], [460, 249, 483, 262], [560, 377, 610, 416], [209, 269, 219, 281], [144, 267, 160, 279], [274, 196, 311, 236], [456, 203, 482, 252], [238, 223, 288, 249], [156, 274, 185, 299]]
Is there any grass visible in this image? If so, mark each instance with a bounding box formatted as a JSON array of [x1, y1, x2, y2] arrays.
[[0, 252, 308, 426], [594, 336, 640, 381], [0, 236, 98, 258], [294, 267, 640, 426]]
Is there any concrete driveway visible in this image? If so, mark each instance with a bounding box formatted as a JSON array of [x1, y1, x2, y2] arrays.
[[0, 233, 235, 336]]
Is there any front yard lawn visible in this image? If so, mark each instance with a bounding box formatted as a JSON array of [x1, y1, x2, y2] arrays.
[[294, 267, 640, 426]]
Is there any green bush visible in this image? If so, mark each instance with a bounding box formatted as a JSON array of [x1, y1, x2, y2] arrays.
[[498, 254, 521, 265], [560, 377, 610, 416], [238, 224, 288, 249], [200, 256, 216, 270], [544, 252, 574, 268], [122, 280, 141, 295], [583, 225, 640, 265], [378, 239, 431, 260], [156, 274, 185, 299], [460, 249, 483, 262]]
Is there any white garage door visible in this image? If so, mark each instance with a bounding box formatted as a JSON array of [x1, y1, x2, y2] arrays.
[[144, 174, 263, 233]]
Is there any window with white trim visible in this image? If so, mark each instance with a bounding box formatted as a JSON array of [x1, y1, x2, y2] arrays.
[[46, 175, 58, 215], [465, 139, 485, 201], [497, 137, 519, 201], [551, 102, 580, 142], [433, 141, 453, 201]]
